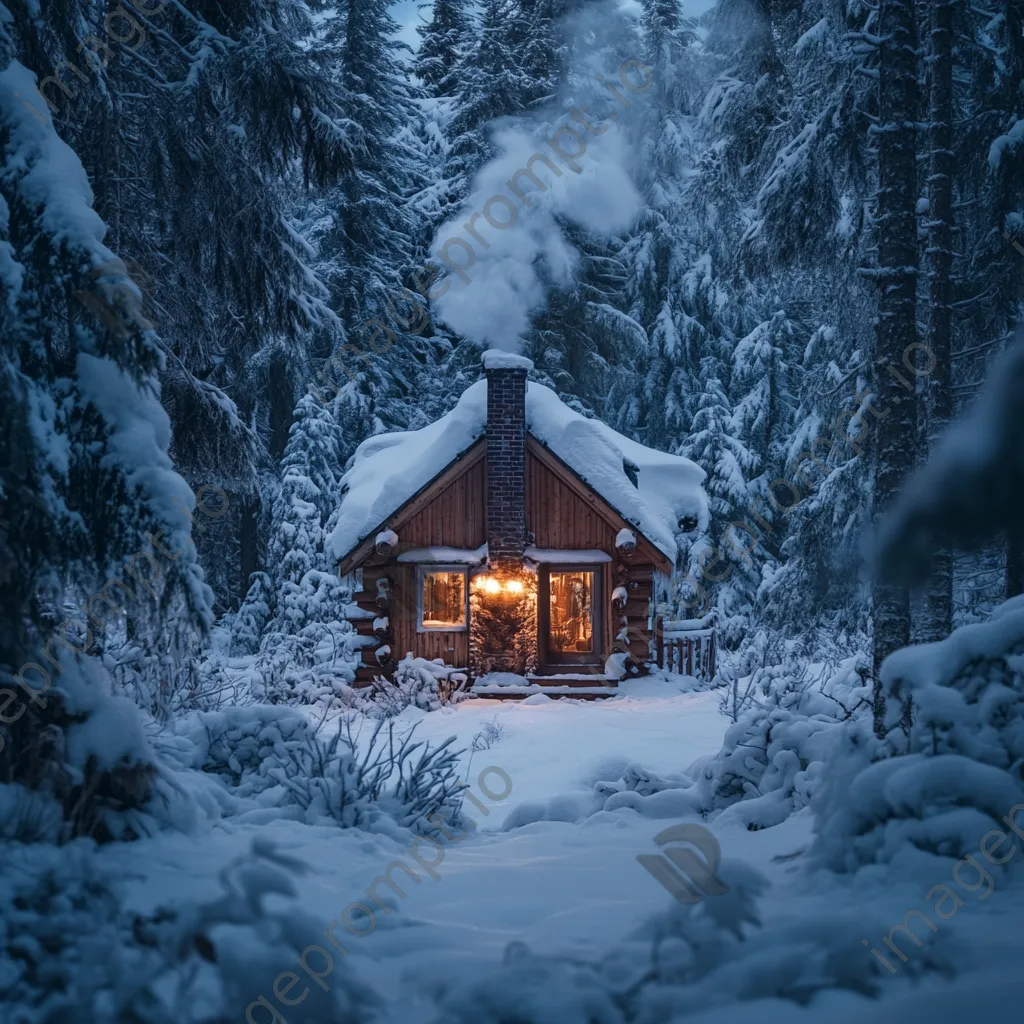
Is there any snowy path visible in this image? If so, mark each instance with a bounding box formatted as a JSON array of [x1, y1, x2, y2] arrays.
[[95, 681, 1024, 1022], [100, 682, 738, 1011]]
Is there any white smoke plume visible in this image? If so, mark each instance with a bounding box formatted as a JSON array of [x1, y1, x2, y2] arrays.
[[429, 7, 650, 353]]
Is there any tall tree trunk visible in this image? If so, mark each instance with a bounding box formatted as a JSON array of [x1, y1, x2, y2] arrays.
[[921, 0, 956, 640], [1006, 524, 1024, 599], [240, 498, 261, 600], [871, 0, 920, 736]]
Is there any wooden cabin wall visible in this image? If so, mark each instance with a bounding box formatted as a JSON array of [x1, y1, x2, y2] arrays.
[[398, 459, 487, 548], [351, 448, 658, 683], [525, 450, 620, 550], [351, 462, 485, 682], [352, 563, 472, 681]]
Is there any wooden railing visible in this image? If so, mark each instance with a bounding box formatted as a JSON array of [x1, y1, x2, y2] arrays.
[[655, 614, 716, 681]]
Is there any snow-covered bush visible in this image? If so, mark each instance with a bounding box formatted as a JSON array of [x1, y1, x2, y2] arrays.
[[470, 716, 505, 752], [355, 654, 469, 717], [813, 598, 1024, 872], [433, 938, 626, 1024], [251, 572, 356, 705], [0, 839, 378, 1023], [262, 717, 466, 833], [183, 704, 315, 786], [612, 858, 949, 1017], [695, 657, 869, 829], [180, 706, 466, 834], [430, 858, 932, 1022], [252, 632, 356, 706], [229, 570, 273, 656], [0, 786, 64, 844], [591, 658, 869, 830], [0, 654, 161, 844]]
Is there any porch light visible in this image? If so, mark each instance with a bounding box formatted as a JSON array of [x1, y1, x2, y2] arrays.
[[473, 574, 528, 596]]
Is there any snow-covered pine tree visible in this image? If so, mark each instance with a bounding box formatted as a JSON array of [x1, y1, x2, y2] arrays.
[[229, 572, 273, 657], [307, 0, 453, 440], [0, 40, 212, 837], [253, 391, 352, 700], [7, 0, 364, 614], [415, 0, 474, 97], [729, 310, 793, 486], [681, 362, 758, 645], [444, 0, 539, 193], [267, 433, 326, 632], [733, 2, 878, 643], [280, 393, 344, 530]]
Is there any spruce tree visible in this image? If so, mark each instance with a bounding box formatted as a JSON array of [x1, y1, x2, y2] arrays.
[[415, 0, 473, 97], [0, 40, 212, 833]]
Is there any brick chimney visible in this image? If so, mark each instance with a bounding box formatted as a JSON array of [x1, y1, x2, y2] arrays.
[[483, 349, 532, 570]]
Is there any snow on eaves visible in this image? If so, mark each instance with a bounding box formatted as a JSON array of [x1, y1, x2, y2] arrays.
[[326, 378, 708, 565], [327, 379, 487, 565]]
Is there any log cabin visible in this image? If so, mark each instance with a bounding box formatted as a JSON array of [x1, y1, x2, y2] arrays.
[[328, 350, 715, 698]]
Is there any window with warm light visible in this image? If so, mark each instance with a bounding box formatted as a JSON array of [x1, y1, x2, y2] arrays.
[[548, 570, 595, 655], [417, 567, 468, 631]]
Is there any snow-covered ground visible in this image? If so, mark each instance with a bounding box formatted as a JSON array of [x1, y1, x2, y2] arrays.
[[94, 679, 1024, 1023]]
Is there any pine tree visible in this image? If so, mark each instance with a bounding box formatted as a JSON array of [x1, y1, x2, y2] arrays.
[[730, 310, 793, 477], [280, 394, 344, 528], [682, 363, 758, 642], [920, 0, 957, 639], [0, 39, 212, 833], [868, 0, 920, 734], [230, 571, 273, 656], [415, 0, 473, 97]]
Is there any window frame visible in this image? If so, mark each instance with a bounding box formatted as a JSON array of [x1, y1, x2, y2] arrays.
[[539, 564, 603, 666], [416, 564, 470, 633]]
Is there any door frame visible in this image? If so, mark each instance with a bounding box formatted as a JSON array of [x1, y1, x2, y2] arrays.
[[537, 563, 604, 668]]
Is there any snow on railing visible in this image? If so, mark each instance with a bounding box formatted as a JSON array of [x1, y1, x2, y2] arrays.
[[656, 612, 716, 681]]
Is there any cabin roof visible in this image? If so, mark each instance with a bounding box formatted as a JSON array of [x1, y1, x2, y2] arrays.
[[326, 378, 709, 569]]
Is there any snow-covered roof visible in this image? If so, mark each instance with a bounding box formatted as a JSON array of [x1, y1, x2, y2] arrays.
[[326, 378, 708, 566]]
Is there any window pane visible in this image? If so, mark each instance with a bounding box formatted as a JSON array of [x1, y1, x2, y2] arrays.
[[549, 571, 594, 653], [421, 571, 466, 628]]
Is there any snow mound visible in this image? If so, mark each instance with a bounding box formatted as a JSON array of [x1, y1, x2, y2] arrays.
[[327, 378, 708, 564], [814, 598, 1024, 873], [482, 348, 534, 370]]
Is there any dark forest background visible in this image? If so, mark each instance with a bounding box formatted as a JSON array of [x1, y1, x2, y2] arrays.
[[3, 0, 1024, 711]]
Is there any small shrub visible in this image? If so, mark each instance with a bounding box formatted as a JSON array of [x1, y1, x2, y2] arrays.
[[356, 654, 469, 717], [471, 717, 505, 752], [264, 717, 468, 833]]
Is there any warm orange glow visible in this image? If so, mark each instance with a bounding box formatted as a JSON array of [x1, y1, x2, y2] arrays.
[[549, 570, 594, 653], [473, 572, 533, 599], [420, 570, 467, 629]]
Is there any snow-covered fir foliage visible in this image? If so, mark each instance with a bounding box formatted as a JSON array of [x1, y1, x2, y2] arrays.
[[0, 19, 213, 839], [0, 839, 380, 1023]]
